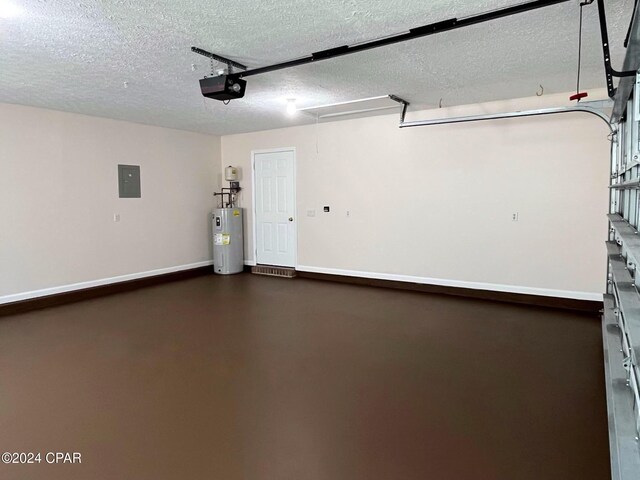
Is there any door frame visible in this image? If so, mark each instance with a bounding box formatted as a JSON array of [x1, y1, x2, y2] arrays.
[[251, 147, 298, 268]]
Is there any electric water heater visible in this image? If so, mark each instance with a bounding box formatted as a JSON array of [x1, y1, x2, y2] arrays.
[[212, 208, 244, 275]]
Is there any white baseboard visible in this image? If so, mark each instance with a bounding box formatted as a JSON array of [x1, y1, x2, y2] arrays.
[[295, 265, 603, 302], [3, 261, 601, 305], [0, 260, 214, 305]]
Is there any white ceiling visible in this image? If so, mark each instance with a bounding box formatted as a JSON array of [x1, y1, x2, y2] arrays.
[[0, 0, 635, 135]]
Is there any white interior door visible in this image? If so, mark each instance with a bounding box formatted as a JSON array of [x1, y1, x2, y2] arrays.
[[254, 150, 296, 267]]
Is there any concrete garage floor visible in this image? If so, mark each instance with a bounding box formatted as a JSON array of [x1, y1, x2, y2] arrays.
[[0, 274, 609, 480]]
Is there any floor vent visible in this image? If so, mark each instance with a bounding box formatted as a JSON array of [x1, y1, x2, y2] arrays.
[[251, 265, 297, 278]]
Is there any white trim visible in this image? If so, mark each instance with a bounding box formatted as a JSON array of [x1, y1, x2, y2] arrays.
[[0, 260, 214, 305], [244, 259, 257, 266], [251, 147, 298, 268], [295, 265, 603, 301], [251, 151, 257, 268]]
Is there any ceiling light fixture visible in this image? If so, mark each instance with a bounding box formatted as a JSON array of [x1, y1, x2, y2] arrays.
[[0, 0, 22, 18], [286, 98, 296, 115], [298, 95, 408, 120]]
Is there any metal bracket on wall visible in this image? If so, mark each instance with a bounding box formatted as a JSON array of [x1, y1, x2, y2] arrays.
[[389, 95, 410, 123]]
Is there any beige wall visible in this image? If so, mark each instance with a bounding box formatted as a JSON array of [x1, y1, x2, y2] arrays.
[[0, 103, 221, 300], [222, 91, 612, 299], [0, 92, 612, 302]]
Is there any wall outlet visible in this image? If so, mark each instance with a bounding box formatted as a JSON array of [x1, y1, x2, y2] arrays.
[[307, 209, 316, 217], [346, 210, 350, 217], [512, 212, 519, 222], [114, 213, 120, 222]]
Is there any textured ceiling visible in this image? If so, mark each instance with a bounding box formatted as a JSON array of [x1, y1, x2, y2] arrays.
[[0, 0, 635, 135]]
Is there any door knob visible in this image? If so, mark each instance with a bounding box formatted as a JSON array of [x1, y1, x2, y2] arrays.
[[289, 217, 294, 222]]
